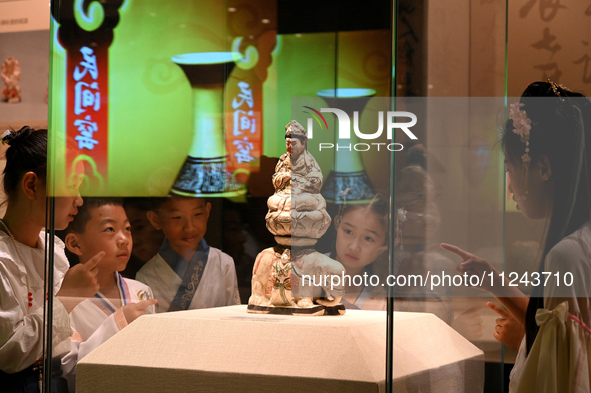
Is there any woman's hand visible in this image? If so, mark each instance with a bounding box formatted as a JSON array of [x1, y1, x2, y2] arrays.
[[440, 243, 529, 323], [440, 243, 503, 293], [487, 301, 524, 350]]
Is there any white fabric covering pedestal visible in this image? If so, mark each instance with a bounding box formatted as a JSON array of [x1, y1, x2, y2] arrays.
[[77, 305, 484, 392]]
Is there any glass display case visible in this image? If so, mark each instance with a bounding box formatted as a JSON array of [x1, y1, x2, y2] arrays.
[[1, 0, 591, 391]]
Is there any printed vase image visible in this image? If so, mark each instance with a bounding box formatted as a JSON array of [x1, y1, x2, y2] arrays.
[[318, 88, 377, 203], [171, 52, 245, 197]]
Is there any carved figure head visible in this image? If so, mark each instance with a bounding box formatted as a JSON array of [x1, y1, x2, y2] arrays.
[[285, 120, 307, 158]]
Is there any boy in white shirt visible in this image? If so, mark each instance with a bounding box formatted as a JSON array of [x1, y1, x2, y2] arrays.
[[62, 198, 157, 391], [136, 197, 240, 312]]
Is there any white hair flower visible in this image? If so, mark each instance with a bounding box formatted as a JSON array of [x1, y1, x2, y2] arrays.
[[509, 102, 531, 141]]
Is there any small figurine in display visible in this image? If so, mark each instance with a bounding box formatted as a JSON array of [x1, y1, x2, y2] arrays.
[[248, 120, 345, 315], [1, 57, 22, 103], [269, 250, 295, 306]]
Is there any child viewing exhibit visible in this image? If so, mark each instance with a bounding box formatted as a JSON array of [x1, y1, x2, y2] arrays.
[[0, 0, 590, 392]]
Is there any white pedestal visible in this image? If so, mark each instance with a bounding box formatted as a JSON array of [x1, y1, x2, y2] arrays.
[[77, 305, 484, 392]]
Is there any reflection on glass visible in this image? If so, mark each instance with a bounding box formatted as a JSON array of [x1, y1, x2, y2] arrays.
[[171, 52, 244, 197], [318, 88, 377, 204]]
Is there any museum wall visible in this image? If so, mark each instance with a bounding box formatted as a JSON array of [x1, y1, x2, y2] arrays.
[[401, 0, 506, 266], [0, 0, 50, 217]]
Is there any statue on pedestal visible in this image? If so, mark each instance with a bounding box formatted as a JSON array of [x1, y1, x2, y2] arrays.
[[248, 120, 346, 315], [1, 57, 22, 104]]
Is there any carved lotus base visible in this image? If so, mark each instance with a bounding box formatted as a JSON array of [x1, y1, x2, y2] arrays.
[[273, 236, 317, 247]]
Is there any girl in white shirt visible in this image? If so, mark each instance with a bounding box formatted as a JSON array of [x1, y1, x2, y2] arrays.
[[442, 81, 591, 392], [0, 126, 95, 392]]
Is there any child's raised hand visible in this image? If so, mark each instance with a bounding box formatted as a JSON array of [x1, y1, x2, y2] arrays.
[[58, 251, 104, 299], [440, 243, 503, 293], [122, 299, 158, 323], [487, 302, 524, 350]]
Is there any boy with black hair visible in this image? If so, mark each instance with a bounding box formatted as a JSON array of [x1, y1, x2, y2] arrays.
[[136, 196, 240, 312], [62, 198, 157, 391]]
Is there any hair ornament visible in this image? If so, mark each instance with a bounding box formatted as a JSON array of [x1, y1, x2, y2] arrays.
[[508, 102, 532, 200], [509, 103, 531, 141], [336, 188, 352, 225], [1, 129, 14, 145], [397, 206, 407, 219], [547, 79, 571, 100], [395, 207, 407, 249]]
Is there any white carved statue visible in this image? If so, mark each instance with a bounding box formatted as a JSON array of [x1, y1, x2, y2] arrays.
[[248, 120, 345, 315]]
